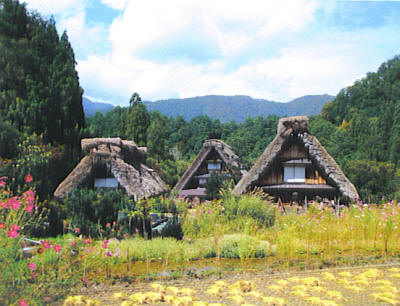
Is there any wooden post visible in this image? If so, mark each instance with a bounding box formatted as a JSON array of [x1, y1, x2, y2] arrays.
[[304, 195, 308, 213], [335, 197, 339, 216], [278, 197, 286, 214]]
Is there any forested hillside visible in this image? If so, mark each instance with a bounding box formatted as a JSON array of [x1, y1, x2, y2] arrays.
[[310, 55, 400, 201], [82, 97, 114, 117], [143, 94, 333, 122], [0, 0, 85, 199], [87, 56, 400, 202]]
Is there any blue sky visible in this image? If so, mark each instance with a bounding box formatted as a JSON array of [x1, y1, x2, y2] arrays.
[[23, 0, 400, 106]]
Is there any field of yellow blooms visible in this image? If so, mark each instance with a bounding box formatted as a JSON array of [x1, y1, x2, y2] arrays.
[[70, 265, 400, 305]]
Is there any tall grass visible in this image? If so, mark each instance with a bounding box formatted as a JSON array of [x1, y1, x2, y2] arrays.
[[267, 201, 400, 265]]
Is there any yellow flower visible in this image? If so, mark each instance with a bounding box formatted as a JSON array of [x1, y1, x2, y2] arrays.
[[267, 285, 282, 292], [229, 295, 244, 304], [322, 272, 336, 281], [112, 292, 127, 301], [325, 290, 344, 301], [338, 271, 352, 278]]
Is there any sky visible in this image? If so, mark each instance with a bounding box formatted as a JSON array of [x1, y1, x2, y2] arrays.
[[23, 0, 400, 106]]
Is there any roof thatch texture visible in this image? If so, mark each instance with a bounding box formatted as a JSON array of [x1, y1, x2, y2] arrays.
[[54, 138, 168, 200], [233, 116, 359, 201], [173, 139, 246, 194]]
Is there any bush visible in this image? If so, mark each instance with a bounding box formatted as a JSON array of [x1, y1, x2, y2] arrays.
[[182, 191, 275, 240], [223, 191, 276, 228], [62, 188, 133, 238], [219, 234, 270, 259]]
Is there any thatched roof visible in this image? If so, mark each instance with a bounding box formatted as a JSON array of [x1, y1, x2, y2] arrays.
[[54, 138, 168, 200], [233, 116, 359, 201], [173, 139, 246, 195]]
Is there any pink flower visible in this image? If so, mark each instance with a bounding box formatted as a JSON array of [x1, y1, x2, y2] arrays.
[[53, 245, 62, 253], [70, 240, 76, 247], [41, 240, 51, 249], [106, 222, 111, 227], [23, 190, 35, 213], [114, 248, 120, 256], [24, 174, 33, 183], [74, 227, 80, 234], [84, 238, 91, 244], [0, 223, 5, 229], [44, 297, 52, 302], [0, 180, 5, 187], [7, 225, 20, 238], [106, 251, 113, 257], [86, 247, 93, 254], [82, 275, 87, 283], [18, 299, 27, 306], [26, 203, 33, 213], [28, 262, 36, 271], [8, 197, 20, 210], [23, 190, 35, 199]]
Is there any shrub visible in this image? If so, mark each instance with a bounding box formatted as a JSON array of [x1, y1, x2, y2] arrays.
[[62, 188, 133, 238], [223, 190, 276, 228]]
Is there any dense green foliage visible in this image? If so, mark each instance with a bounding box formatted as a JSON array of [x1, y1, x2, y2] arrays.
[[0, 0, 84, 151], [62, 188, 133, 238], [181, 192, 276, 240], [310, 55, 400, 202], [0, 0, 85, 199], [118, 93, 150, 146]]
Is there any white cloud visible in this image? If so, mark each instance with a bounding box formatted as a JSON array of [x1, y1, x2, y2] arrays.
[[100, 0, 129, 10], [24, 0, 107, 60], [23, 0, 85, 16], [58, 11, 106, 58], [107, 0, 320, 60], [27, 0, 396, 105], [77, 0, 329, 104], [78, 22, 398, 105]]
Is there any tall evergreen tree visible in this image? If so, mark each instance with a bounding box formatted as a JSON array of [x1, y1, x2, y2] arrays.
[[120, 92, 150, 146], [0, 0, 84, 157]]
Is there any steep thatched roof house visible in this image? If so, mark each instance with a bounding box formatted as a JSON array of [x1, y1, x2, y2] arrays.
[[173, 139, 247, 199], [54, 138, 168, 200], [233, 116, 359, 203]]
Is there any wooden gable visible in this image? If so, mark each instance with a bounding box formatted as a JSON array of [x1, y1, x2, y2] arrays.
[[256, 138, 327, 187]]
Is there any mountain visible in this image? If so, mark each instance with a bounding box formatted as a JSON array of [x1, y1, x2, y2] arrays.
[[84, 94, 334, 121], [83, 97, 114, 117], [143, 94, 334, 122]]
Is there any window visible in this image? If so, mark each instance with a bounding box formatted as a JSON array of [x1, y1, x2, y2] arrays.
[[199, 177, 207, 186], [207, 162, 221, 171], [94, 178, 118, 188], [284, 166, 305, 183]]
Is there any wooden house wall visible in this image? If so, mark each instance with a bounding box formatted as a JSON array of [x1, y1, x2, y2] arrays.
[[184, 148, 228, 189], [257, 140, 327, 186]]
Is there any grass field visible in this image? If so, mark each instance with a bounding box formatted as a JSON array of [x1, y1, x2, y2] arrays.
[[71, 264, 400, 305]]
